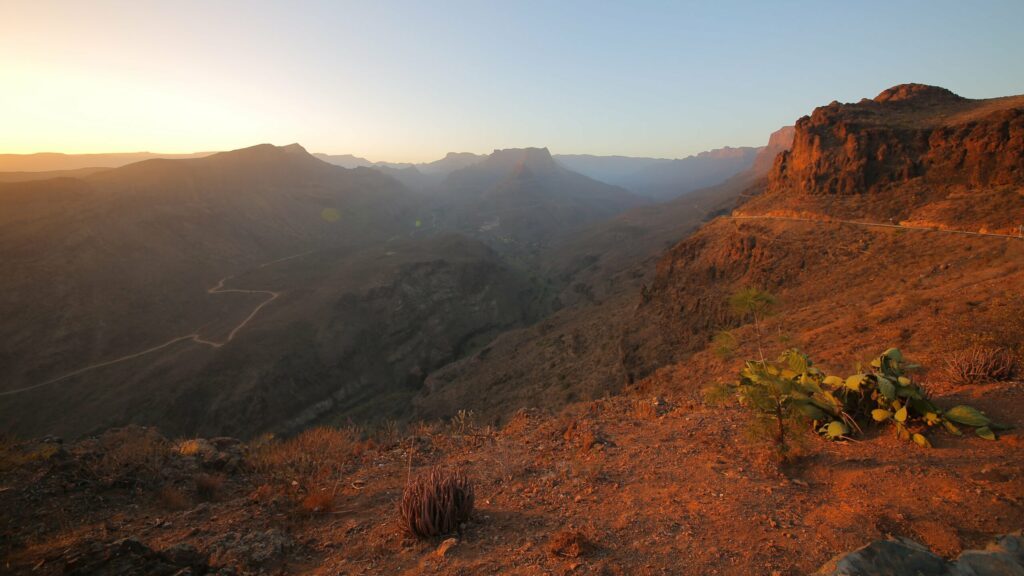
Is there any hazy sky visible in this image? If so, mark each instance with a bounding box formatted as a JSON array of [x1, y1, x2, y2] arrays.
[[3, 0, 1023, 162]]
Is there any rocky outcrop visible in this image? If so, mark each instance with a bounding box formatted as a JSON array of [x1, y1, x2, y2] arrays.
[[62, 538, 219, 576], [816, 533, 1024, 576], [873, 83, 964, 103], [766, 84, 1024, 198]]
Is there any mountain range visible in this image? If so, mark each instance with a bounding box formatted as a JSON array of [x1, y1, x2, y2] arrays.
[[0, 143, 654, 438], [2, 84, 1023, 576], [4, 145, 765, 203], [2, 83, 1020, 445]]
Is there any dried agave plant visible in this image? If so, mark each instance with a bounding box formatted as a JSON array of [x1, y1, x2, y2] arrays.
[[945, 344, 1018, 385], [399, 467, 474, 539]]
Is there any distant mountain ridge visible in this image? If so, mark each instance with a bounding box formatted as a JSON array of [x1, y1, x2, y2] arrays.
[[315, 147, 764, 200], [620, 146, 761, 199], [0, 133, 800, 439], [312, 153, 374, 168], [0, 151, 213, 172], [412, 125, 795, 422], [0, 142, 642, 438], [431, 147, 644, 256], [552, 154, 670, 184], [7, 145, 764, 204]]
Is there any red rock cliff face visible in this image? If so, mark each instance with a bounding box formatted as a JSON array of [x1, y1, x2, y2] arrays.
[[766, 84, 1024, 197]]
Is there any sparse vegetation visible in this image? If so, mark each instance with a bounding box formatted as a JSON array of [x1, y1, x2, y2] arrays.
[[300, 488, 335, 515], [82, 427, 172, 487], [372, 419, 403, 448], [176, 438, 204, 457], [248, 426, 368, 516], [449, 409, 478, 436], [249, 426, 363, 484], [157, 485, 191, 510], [399, 467, 474, 539], [728, 287, 777, 361], [945, 344, 1018, 385], [718, 348, 1005, 454], [0, 436, 60, 473], [194, 473, 225, 501], [712, 330, 738, 359], [632, 397, 658, 420]]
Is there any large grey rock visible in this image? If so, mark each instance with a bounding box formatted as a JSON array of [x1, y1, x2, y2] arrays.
[[954, 533, 1024, 576], [818, 533, 1024, 576]]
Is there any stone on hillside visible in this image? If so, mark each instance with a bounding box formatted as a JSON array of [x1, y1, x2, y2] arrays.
[[817, 533, 1024, 576]]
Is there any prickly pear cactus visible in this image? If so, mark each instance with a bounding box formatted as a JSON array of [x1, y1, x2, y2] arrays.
[[730, 348, 1005, 448]]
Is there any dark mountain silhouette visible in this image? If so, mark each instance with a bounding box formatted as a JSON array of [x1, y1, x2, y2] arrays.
[[0, 167, 111, 182], [406, 151, 485, 175], [312, 153, 374, 168], [316, 151, 488, 191], [0, 144, 539, 438], [430, 147, 644, 258], [413, 128, 794, 420], [0, 151, 211, 172]]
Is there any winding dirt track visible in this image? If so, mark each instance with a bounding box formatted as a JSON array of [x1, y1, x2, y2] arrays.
[[0, 251, 312, 397], [4, 217, 1018, 399], [727, 214, 1024, 240]]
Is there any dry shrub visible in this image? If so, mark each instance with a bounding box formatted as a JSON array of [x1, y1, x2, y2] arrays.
[[248, 483, 275, 504], [194, 473, 225, 501], [411, 420, 441, 438], [176, 439, 204, 457], [548, 529, 594, 558], [399, 467, 474, 539], [157, 485, 190, 510], [370, 419, 403, 448], [0, 437, 60, 472], [632, 396, 670, 420], [945, 344, 1018, 385], [84, 427, 171, 486], [502, 409, 532, 437], [250, 426, 363, 484], [300, 489, 335, 515], [632, 398, 657, 420], [449, 410, 477, 436]]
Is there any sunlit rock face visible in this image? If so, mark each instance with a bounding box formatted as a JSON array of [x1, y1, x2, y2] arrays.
[[767, 84, 1024, 197]]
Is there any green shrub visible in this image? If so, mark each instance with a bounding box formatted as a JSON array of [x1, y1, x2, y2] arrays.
[[712, 330, 738, 359], [723, 348, 1005, 450], [728, 287, 776, 361]]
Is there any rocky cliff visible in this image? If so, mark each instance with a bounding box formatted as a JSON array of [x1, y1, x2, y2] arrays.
[[749, 84, 1024, 230], [769, 84, 1024, 194], [622, 84, 1024, 383]]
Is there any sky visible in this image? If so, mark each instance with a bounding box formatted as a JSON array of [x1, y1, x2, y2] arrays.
[[2, 0, 1023, 162]]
